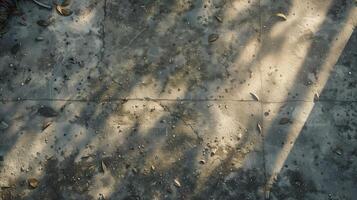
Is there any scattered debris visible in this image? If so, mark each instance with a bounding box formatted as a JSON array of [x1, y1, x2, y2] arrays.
[[314, 93, 319, 102], [257, 123, 262, 134], [174, 178, 181, 188], [279, 117, 291, 125], [0, 121, 9, 130], [250, 92, 259, 101], [215, 15, 223, 23], [275, 13, 287, 21], [237, 132, 242, 140], [56, 5, 73, 16], [28, 178, 39, 189], [210, 147, 217, 156], [41, 121, 52, 131], [101, 160, 107, 173], [35, 36, 44, 41], [98, 193, 106, 200], [32, 0, 52, 9], [333, 148, 343, 156], [208, 34, 219, 43], [38, 106, 58, 117], [37, 19, 51, 27]]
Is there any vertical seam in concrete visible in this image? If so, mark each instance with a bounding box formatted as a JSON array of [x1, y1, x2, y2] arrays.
[[100, 0, 107, 68], [258, 0, 268, 199]]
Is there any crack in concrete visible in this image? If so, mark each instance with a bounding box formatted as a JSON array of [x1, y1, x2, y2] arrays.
[[157, 102, 204, 143], [100, 0, 107, 66], [257, 0, 269, 199]]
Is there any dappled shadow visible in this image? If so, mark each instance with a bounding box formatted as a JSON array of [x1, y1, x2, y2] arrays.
[[0, 0, 356, 199]]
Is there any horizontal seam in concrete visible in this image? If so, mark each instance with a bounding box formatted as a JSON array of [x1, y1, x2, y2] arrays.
[[1, 98, 356, 103]]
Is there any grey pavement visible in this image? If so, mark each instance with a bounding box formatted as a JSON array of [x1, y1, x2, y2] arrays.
[[0, 0, 356, 199]]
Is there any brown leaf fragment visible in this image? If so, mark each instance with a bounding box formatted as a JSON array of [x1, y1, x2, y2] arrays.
[[28, 178, 39, 189], [279, 117, 291, 125], [257, 123, 262, 134], [215, 15, 223, 23], [334, 148, 343, 156], [42, 121, 52, 131], [250, 92, 259, 101], [56, 5, 73, 16], [208, 34, 219, 43], [37, 19, 51, 27], [101, 161, 107, 173], [174, 178, 181, 188], [314, 93, 319, 102], [275, 13, 287, 20], [32, 0, 52, 9]]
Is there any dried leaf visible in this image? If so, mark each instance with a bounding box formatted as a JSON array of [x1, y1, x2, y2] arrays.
[[210, 147, 217, 156], [42, 121, 52, 131], [208, 34, 219, 43], [38, 106, 58, 117], [174, 178, 181, 188], [314, 93, 319, 102], [279, 117, 291, 125], [37, 19, 51, 27], [28, 178, 39, 189], [215, 15, 223, 23], [257, 123, 262, 134], [275, 13, 287, 21], [56, 5, 73, 16], [199, 160, 206, 164], [101, 161, 107, 173], [334, 148, 343, 156], [151, 165, 155, 171], [32, 0, 52, 9], [250, 92, 259, 101], [35, 36, 44, 41]]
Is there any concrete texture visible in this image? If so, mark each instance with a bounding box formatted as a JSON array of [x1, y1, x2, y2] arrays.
[[0, 0, 356, 199]]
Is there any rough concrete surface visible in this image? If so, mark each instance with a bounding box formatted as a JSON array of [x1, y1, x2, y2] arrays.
[[0, 0, 356, 199]]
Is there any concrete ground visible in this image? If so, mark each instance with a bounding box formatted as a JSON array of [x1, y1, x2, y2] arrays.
[[0, 0, 356, 199]]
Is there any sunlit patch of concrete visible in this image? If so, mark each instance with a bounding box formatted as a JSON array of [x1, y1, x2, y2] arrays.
[[263, 6, 356, 196]]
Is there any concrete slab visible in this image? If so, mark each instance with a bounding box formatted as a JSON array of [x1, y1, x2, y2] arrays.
[[0, 0, 356, 199], [0, 0, 104, 100], [263, 101, 357, 200], [259, 0, 357, 102], [0, 100, 264, 199], [320, 30, 357, 101], [101, 0, 261, 101]]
